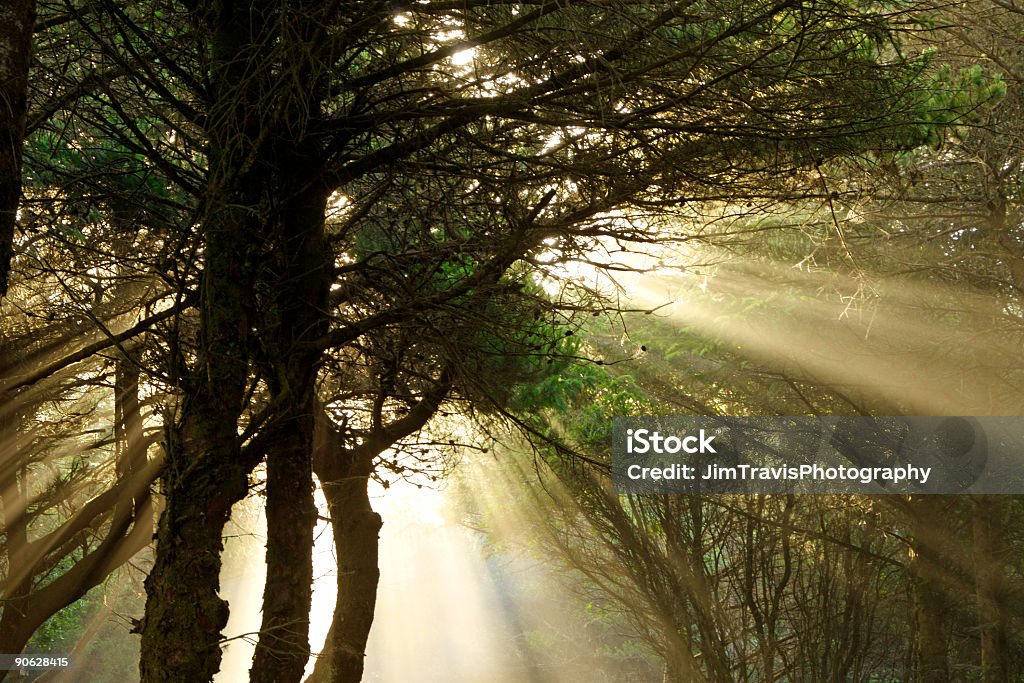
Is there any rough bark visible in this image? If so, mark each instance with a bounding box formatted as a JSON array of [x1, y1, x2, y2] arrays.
[[139, 1, 267, 679], [138, 161, 258, 683], [139, 404, 250, 683], [0, 0, 35, 295], [250, 405, 318, 683], [139, 197, 256, 681]]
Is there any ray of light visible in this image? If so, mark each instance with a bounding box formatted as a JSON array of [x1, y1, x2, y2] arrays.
[[361, 477, 526, 682], [612, 258, 1024, 414]]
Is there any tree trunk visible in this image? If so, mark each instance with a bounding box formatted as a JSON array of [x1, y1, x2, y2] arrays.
[[139, 406, 250, 683], [139, 1, 268, 677], [912, 553, 949, 683], [0, 462, 34, 678], [308, 446, 381, 683], [307, 371, 449, 683], [138, 193, 256, 682], [139, 140, 258, 683], [661, 654, 693, 683], [908, 496, 950, 683], [249, 400, 318, 683], [249, 151, 331, 681], [115, 350, 148, 522], [973, 496, 1009, 683], [0, 0, 35, 295]]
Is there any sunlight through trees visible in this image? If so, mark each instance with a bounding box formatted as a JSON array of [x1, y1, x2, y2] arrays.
[[2, 1, 1024, 682]]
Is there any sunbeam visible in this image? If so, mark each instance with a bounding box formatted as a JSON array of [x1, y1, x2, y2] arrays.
[[612, 255, 1024, 414]]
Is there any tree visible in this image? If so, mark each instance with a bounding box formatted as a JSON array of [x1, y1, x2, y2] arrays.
[[809, 3, 1024, 678], [7, 1, 936, 681], [0, 0, 35, 295]]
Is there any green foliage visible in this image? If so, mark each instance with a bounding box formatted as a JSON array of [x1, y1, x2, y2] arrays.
[[510, 335, 656, 448], [911, 62, 1007, 148], [25, 595, 94, 654]]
